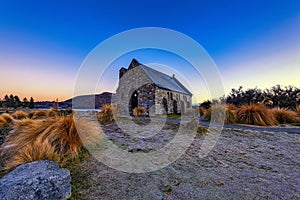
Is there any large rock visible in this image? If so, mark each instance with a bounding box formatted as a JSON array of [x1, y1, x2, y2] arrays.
[[0, 160, 71, 200]]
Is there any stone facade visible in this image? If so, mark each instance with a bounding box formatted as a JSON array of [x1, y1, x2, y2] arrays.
[[115, 59, 192, 116]]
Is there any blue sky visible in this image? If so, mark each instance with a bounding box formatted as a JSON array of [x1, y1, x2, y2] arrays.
[[0, 0, 299, 101]]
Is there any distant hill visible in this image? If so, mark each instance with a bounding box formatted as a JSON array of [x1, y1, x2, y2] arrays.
[[34, 92, 113, 109], [62, 92, 113, 109]]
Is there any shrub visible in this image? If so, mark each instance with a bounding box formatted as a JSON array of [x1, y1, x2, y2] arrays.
[[198, 106, 206, 116], [97, 104, 119, 124], [296, 105, 300, 116], [204, 104, 236, 124], [1, 113, 14, 124], [0, 116, 9, 128], [272, 108, 299, 124], [12, 110, 28, 120], [2, 115, 102, 171], [133, 107, 147, 117], [31, 110, 48, 119], [236, 104, 278, 126]]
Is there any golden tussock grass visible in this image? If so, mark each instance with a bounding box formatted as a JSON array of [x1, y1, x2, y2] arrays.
[[236, 104, 278, 126], [2, 115, 103, 172], [1, 113, 14, 124], [12, 110, 28, 120], [97, 104, 119, 123], [0, 116, 9, 128], [30, 109, 58, 120], [204, 104, 237, 124], [296, 105, 300, 115], [272, 107, 299, 124], [198, 106, 206, 116], [133, 107, 147, 117]]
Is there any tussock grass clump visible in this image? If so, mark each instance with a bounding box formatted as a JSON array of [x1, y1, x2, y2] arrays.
[[204, 104, 237, 124], [12, 110, 28, 120], [2, 115, 102, 172], [296, 105, 300, 116], [272, 108, 299, 124], [31, 110, 48, 119], [0, 116, 9, 128], [198, 106, 206, 116], [30, 110, 58, 120], [97, 104, 119, 124], [133, 107, 147, 117], [1, 113, 14, 124], [236, 104, 278, 126]]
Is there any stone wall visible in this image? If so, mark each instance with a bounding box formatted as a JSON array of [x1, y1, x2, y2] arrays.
[[115, 65, 192, 116]]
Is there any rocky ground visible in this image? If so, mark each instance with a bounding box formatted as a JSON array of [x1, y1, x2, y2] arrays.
[[69, 121, 300, 199]]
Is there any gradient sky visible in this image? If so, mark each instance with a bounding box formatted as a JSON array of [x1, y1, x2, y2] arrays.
[[0, 0, 299, 102]]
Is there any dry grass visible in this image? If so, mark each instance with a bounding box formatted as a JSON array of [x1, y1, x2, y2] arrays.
[[0, 116, 9, 128], [12, 110, 28, 120], [272, 108, 299, 124], [2, 115, 102, 172], [204, 104, 237, 124], [198, 106, 206, 116], [296, 105, 300, 116], [30, 110, 58, 120], [133, 107, 147, 117], [1, 113, 14, 124], [97, 104, 119, 124], [236, 104, 278, 126]]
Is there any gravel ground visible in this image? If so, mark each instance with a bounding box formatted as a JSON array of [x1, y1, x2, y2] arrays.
[[70, 121, 300, 200]]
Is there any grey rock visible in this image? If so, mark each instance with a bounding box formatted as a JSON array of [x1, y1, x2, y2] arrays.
[[0, 160, 71, 200]]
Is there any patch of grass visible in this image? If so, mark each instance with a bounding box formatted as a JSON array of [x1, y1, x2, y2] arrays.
[[204, 104, 236, 124], [295, 105, 300, 116], [197, 125, 208, 136], [1, 115, 103, 172], [97, 104, 119, 124], [199, 106, 206, 116], [236, 104, 278, 126], [272, 107, 299, 124], [12, 110, 28, 120], [1, 113, 14, 124], [0, 116, 9, 128], [133, 107, 147, 117]]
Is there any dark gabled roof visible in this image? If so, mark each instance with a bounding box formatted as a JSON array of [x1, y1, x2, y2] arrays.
[[137, 62, 192, 96]]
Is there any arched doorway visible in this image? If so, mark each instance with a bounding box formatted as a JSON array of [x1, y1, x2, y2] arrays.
[[129, 90, 138, 115]]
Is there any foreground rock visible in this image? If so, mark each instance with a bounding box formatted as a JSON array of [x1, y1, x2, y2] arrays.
[[0, 160, 71, 200]]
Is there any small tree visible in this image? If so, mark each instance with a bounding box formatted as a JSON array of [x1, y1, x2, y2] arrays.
[[23, 97, 29, 107], [29, 97, 35, 109], [14, 95, 22, 108]]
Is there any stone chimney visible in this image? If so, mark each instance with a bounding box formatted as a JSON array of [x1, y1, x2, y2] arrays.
[[119, 67, 127, 79]]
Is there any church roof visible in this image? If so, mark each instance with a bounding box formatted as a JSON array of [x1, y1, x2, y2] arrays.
[[130, 59, 192, 96]]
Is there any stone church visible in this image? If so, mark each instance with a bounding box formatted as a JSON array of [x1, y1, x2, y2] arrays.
[[115, 59, 192, 116]]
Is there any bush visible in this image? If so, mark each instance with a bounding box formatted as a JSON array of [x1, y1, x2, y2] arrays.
[[0, 116, 9, 128], [204, 104, 236, 124], [198, 106, 206, 116], [296, 105, 300, 116], [12, 110, 28, 120], [2, 115, 102, 171], [236, 104, 278, 126], [133, 107, 147, 117], [97, 104, 119, 124], [272, 108, 299, 124], [1, 113, 13, 124], [30, 110, 58, 120]]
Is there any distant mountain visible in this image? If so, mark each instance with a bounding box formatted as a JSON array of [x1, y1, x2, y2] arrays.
[[34, 92, 113, 109], [62, 92, 113, 109]]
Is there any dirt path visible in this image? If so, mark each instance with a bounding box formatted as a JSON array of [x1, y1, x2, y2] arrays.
[[70, 123, 300, 199]]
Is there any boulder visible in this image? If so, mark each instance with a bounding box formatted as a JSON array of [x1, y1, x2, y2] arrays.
[[0, 160, 71, 200]]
